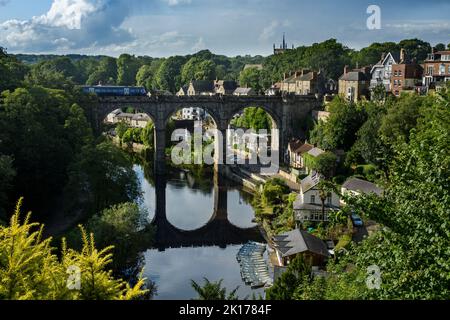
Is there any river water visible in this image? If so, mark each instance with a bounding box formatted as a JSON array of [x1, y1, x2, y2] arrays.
[[134, 164, 268, 300]]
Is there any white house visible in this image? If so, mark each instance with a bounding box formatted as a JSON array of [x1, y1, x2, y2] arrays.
[[370, 52, 401, 92], [294, 172, 340, 224]]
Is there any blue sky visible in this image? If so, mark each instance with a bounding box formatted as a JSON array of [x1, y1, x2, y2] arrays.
[[0, 0, 448, 57]]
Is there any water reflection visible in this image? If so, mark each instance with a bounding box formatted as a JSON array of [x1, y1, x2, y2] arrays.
[[134, 164, 267, 299]]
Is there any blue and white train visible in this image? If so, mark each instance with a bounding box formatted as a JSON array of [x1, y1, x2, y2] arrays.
[[81, 85, 147, 96]]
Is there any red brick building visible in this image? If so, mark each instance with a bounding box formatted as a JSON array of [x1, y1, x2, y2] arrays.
[[423, 50, 450, 88], [391, 62, 423, 96]]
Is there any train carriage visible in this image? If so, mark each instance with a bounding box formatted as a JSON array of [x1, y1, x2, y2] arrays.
[[81, 85, 147, 96]]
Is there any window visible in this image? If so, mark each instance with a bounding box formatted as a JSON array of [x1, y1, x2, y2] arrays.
[[399, 80, 402, 86], [327, 193, 332, 206], [439, 64, 446, 75], [310, 195, 316, 204], [427, 66, 434, 75], [394, 80, 398, 86], [398, 70, 402, 76]]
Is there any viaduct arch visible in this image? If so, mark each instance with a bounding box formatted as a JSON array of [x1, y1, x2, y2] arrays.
[[94, 95, 319, 175]]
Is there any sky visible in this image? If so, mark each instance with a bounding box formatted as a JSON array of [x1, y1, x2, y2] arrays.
[[0, 0, 448, 57]]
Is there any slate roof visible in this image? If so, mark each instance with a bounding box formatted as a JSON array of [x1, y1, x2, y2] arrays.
[[190, 80, 215, 93], [307, 147, 325, 157], [233, 87, 253, 95], [289, 140, 314, 154], [342, 177, 383, 196], [272, 229, 330, 258], [339, 71, 369, 81], [297, 71, 317, 82]]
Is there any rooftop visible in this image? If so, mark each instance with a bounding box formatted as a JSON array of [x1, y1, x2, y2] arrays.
[[300, 171, 322, 193], [342, 177, 383, 196], [273, 229, 330, 258]]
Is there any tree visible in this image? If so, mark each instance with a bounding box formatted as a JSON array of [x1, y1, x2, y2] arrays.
[[136, 65, 154, 90], [310, 97, 367, 151], [155, 56, 186, 92], [316, 180, 337, 222], [262, 178, 290, 206], [309, 152, 337, 179], [25, 57, 81, 89], [117, 54, 141, 86], [398, 39, 431, 63], [64, 142, 141, 214], [266, 255, 312, 300], [0, 156, 15, 219], [0, 47, 27, 92], [434, 43, 446, 52], [87, 57, 117, 85], [191, 278, 239, 300], [239, 67, 262, 93], [0, 198, 147, 300], [140, 122, 155, 148]]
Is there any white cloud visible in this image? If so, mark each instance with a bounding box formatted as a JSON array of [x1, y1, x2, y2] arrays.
[[259, 20, 279, 42], [0, 0, 134, 52], [192, 37, 205, 52], [163, 0, 192, 6]]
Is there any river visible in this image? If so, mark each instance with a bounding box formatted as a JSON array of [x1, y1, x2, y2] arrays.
[[133, 164, 268, 300]]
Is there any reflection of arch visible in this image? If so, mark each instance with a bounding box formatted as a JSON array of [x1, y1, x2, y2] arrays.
[[150, 173, 263, 251]]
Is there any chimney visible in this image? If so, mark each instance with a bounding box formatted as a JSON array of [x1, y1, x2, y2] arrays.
[[344, 65, 348, 75], [295, 70, 301, 77]]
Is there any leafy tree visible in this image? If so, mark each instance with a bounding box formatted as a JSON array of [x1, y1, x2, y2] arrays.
[[435, 43, 446, 51], [308, 152, 337, 179], [262, 178, 290, 206], [0, 156, 15, 219], [0, 47, 27, 92], [136, 65, 154, 90], [64, 142, 141, 214], [181, 57, 216, 84], [191, 278, 239, 300], [231, 107, 272, 131], [0, 198, 147, 300], [155, 56, 186, 92], [239, 67, 262, 93], [117, 54, 141, 86], [310, 97, 367, 151], [352, 42, 399, 67], [25, 57, 81, 89], [140, 122, 155, 148], [87, 57, 117, 85], [266, 255, 312, 300], [398, 38, 431, 63]]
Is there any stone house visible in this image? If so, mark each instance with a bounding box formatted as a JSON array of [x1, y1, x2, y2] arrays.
[[338, 66, 370, 103], [272, 229, 330, 266], [287, 140, 314, 169], [187, 80, 215, 96], [294, 172, 340, 224], [280, 69, 324, 96], [214, 80, 238, 95]]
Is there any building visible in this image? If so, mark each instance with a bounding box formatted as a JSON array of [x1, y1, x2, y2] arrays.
[[294, 172, 340, 224], [273, 33, 294, 55], [105, 109, 152, 128], [287, 140, 314, 169], [187, 80, 215, 96], [391, 60, 423, 96], [370, 51, 400, 92], [176, 85, 188, 96], [272, 229, 330, 266], [422, 49, 450, 88], [304, 147, 325, 173], [338, 66, 370, 103], [265, 82, 281, 96], [341, 177, 383, 198], [181, 107, 206, 121], [280, 69, 324, 96], [214, 80, 238, 95], [233, 87, 256, 96]]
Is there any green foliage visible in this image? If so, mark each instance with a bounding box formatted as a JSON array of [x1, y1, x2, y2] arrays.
[[25, 57, 80, 89], [136, 65, 154, 90], [140, 122, 155, 148], [115, 121, 130, 139], [239, 67, 263, 93], [181, 57, 216, 84], [230, 107, 272, 131], [262, 178, 290, 206], [0, 156, 16, 218], [155, 56, 187, 92], [310, 97, 367, 151], [191, 278, 239, 300], [266, 255, 312, 300], [0, 87, 94, 216], [0, 47, 27, 92], [307, 152, 337, 179], [117, 54, 141, 86], [86, 57, 117, 85], [64, 142, 141, 214], [0, 199, 147, 300]]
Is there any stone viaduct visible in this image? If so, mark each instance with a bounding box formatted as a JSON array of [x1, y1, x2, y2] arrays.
[[93, 95, 319, 175]]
